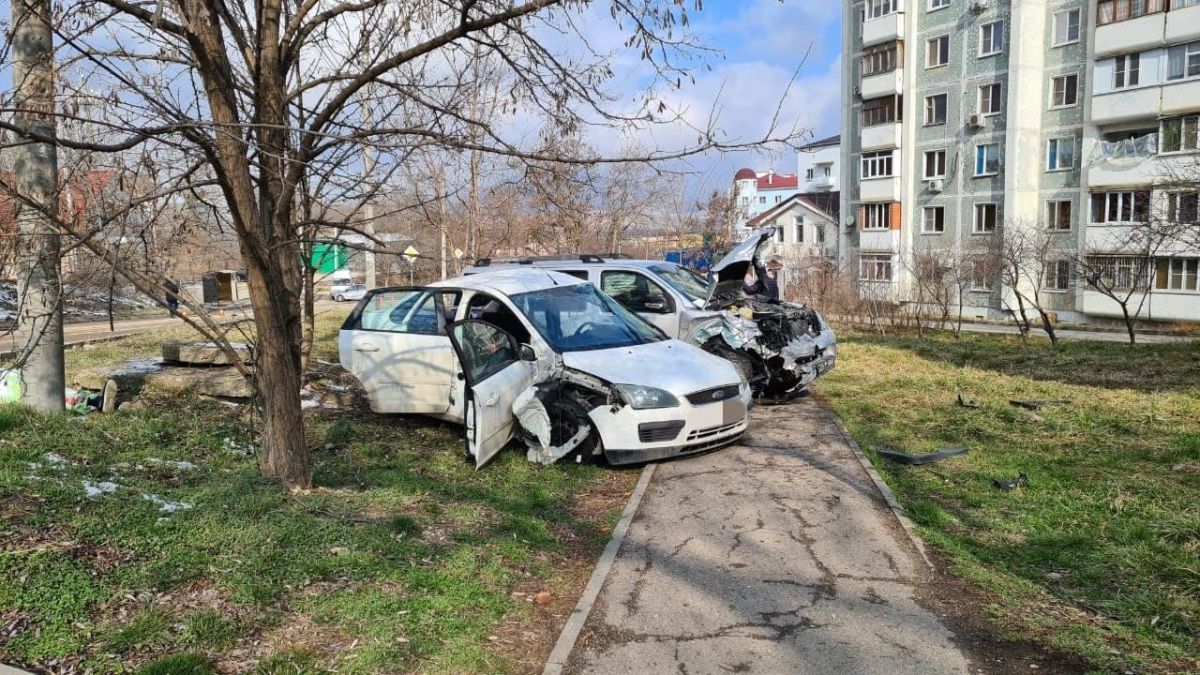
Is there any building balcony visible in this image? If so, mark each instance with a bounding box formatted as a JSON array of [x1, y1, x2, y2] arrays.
[[1094, 13, 1164, 58], [1162, 78, 1200, 116], [861, 123, 902, 151], [1081, 290, 1200, 323], [861, 69, 903, 99], [1092, 87, 1161, 125], [1087, 156, 1158, 188], [1165, 4, 1200, 44], [809, 176, 835, 191], [860, 228, 901, 252], [859, 175, 901, 202], [862, 12, 903, 49]]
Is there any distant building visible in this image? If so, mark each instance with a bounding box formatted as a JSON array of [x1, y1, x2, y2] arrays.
[[797, 134, 841, 194], [733, 168, 801, 234]]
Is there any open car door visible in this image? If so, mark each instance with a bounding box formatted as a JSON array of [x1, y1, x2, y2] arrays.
[[339, 288, 459, 414], [447, 320, 536, 468]]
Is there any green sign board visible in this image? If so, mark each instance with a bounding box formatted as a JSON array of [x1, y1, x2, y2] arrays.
[[310, 243, 348, 274]]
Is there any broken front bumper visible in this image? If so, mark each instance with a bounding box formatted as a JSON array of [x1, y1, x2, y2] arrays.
[[590, 384, 752, 465]]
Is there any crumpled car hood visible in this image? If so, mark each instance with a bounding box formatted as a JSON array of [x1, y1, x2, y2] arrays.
[[561, 339, 741, 392], [706, 228, 775, 309]]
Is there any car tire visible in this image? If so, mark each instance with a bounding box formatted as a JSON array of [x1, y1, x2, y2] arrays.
[[335, 294, 344, 302]]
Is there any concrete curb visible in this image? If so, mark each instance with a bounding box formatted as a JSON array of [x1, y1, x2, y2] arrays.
[[820, 398, 936, 571], [542, 463, 656, 675]]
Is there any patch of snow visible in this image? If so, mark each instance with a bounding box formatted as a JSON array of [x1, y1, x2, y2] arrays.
[[142, 493, 194, 513], [144, 458, 196, 470], [43, 452, 70, 466], [83, 480, 119, 498], [301, 398, 320, 409], [221, 437, 254, 456]]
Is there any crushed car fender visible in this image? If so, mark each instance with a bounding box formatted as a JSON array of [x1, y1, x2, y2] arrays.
[[509, 361, 617, 465]]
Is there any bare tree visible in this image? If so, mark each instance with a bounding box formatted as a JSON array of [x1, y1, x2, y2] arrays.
[[2, 0, 808, 487], [992, 221, 1064, 346]]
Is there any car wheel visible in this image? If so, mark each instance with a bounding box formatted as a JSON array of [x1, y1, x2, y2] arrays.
[[335, 294, 344, 302]]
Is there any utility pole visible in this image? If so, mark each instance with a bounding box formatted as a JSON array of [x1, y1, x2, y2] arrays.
[[437, 167, 447, 280], [360, 45, 377, 289], [12, 0, 64, 413]]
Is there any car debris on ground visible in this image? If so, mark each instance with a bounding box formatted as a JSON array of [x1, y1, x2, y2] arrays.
[[875, 445, 969, 465]]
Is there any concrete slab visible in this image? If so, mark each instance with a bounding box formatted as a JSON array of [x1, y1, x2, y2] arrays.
[[562, 401, 973, 675], [162, 341, 253, 365]]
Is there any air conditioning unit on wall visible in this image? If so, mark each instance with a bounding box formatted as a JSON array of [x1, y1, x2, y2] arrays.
[[970, 0, 990, 13], [967, 114, 984, 129], [927, 179, 944, 193]]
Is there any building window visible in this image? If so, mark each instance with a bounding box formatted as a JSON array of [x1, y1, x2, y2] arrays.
[[775, 226, 785, 243], [862, 95, 900, 127], [930, 0, 950, 9], [1090, 190, 1150, 224], [974, 203, 998, 233], [1086, 256, 1150, 290], [1161, 114, 1200, 153], [1167, 192, 1200, 223], [979, 21, 1004, 57], [823, 165, 833, 177], [815, 225, 826, 244], [923, 149, 947, 179], [1053, 9, 1081, 46], [774, 195, 782, 204], [922, 206, 945, 233], [1167, 40, 1200, 81], [974, 143, 1000, 176], [1044, 260, 1071, 291], [924, 94, 947, 125], [805, 168, 814, 181], [1047, 200, 1072, 230], [759, 196, 767, 204], [1047, 137, 1075, 171], [861, 151, 894, 179], [1098, 0, 1167, 26], [863, 203, 894, 230], [971, 260, 995, 291], [1050, 74, 1078, 107], [866, 0, 897, 20], [979, 83, 1002, 116], [1114, 53, 1141, 88], [860, 253, 894, 282], [862, 41, 902, 76], [927, 35, 950, 68], [794, 216, 805, 243], [1156, 258, 1200, 291]]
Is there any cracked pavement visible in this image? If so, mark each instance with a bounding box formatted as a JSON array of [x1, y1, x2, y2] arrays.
[[563, 399, 973, 675]]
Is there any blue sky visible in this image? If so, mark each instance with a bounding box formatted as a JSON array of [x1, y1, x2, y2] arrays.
[[604, 0, 845, 198]]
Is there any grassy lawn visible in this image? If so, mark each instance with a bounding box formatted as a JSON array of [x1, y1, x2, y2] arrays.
[[0, 310, 635, 673], [817, 330, 1200, 674]]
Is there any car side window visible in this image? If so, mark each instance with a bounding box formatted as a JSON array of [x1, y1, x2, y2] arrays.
[[453, 321, 519, 384], [600, 271, 673, 314], [357, 290, 441, 334]]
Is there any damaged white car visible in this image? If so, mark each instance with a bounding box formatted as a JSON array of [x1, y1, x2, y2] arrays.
[[463, 227, 836, 398], [339, 270, 752, 468]]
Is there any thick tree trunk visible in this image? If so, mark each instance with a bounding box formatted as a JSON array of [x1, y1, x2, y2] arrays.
[[12, 0, 64, 413], [247, 261, 310, 487]]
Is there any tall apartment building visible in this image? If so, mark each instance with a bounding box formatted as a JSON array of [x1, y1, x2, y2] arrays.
[[840, 0, 1200, 324]]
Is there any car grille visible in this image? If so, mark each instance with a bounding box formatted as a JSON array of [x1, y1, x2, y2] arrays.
[[685, 384, 742, 406], [638, 421, 685, 443], [687, 421, 743, 442]]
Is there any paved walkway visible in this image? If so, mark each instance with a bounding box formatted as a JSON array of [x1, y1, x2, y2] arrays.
[[563, 401, 973, 675]]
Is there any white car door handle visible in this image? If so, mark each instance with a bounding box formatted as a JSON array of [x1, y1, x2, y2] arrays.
[[484, 393, 499, 407], [353, 343, 380, 353]]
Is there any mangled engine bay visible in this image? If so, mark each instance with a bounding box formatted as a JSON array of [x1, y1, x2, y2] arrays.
[[695, 299, 833, 397]]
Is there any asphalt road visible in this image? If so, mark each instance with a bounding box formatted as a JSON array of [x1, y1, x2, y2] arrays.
[[564, 401, 973, 675]]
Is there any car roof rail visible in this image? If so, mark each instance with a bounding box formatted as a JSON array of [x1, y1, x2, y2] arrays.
[[473, 253, 633, 267]]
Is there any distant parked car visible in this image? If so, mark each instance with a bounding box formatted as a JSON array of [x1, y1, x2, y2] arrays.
[[331, 282, 367, 303]]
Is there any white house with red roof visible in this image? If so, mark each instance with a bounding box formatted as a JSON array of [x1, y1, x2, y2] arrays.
[[732, 168, 801, 234]]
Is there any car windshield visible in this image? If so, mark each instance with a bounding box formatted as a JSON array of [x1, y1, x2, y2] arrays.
[[510, 283, 666, 352], [650, 264, 709, 303]]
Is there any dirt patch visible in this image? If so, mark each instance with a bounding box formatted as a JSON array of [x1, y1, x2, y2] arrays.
[[916, 551, 1093, 675], [485, 467, 641, 674]]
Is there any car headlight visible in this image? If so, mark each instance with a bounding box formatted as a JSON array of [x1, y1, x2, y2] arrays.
[[615, 384, 680, 410]]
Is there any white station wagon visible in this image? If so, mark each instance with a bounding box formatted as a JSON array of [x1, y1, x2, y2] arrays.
[[339, 269, 752, 468]]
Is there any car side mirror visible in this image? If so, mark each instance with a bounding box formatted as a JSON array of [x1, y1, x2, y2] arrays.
[[644, 300, 666, 312], [519, 343, 537, 361]]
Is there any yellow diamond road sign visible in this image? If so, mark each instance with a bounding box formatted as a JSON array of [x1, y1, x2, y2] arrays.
[[403, 245, 419, 261], [453, 248, 464, 259]]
